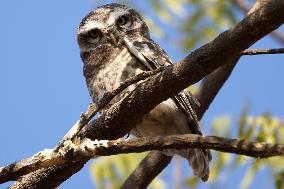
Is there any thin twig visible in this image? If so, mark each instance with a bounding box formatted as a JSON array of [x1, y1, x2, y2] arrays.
[[60, 68, 164, 143], [7, 1, 284, 188], [241, 48, 284, 55], [121, 1, 284, 187]]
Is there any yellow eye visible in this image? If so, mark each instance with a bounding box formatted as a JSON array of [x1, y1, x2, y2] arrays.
[[116, 16, 127, 26], [88, 29, 100, 39]]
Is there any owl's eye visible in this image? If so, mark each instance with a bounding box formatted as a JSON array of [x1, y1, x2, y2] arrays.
[[116, 16, 128, 26], [88, 28, 101, 39]]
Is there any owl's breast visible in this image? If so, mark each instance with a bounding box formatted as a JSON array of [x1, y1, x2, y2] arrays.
[[83, 45, 146, 106]]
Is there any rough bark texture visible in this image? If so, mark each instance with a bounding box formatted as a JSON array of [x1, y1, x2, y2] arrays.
[[6, 1, 284, 188], [121, 56, 241, 188], [2, 131, 284, 185], [121, 151, 172, 189], [234, 0, 284, 44]]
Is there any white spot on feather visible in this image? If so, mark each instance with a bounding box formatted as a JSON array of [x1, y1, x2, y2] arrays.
[[93, 48, 130, 91]]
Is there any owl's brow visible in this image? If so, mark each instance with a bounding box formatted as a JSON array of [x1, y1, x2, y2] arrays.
[[106, 8, 130, 26], [78, 8, 131, 35], [77, 21, 105, 34]]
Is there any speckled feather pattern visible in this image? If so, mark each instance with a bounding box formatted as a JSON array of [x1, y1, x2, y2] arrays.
[[77, 3, 211, 181], [82, 44, 146, 107]]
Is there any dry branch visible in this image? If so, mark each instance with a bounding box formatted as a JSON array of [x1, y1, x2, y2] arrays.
[[78, 0, 284, 141], [59, 68, 165, 144], [2, 134, 283, 184], [3, 0, 284, 188], [121, 1, 284, 186], [241, 48, 284, 55], [81, 67, 165, 125], [122, 56, 241, 188], [101, 135, 284, 158]]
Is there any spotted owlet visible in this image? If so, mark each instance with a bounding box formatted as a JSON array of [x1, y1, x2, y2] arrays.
[[77, 3, 211, 181]]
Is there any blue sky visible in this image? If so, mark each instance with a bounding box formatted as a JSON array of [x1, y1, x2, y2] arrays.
[[0, 1, 283, 188]]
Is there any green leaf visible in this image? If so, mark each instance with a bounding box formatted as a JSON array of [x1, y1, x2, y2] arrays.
[[165, 0, 186, 17], [275, 171, 284, 189], [90, 153, 165, 189], [185, 176, 198, 188], [150, 0, 172, 23]]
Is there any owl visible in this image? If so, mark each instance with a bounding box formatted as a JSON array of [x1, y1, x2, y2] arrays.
[[77, 3, 211, 181]]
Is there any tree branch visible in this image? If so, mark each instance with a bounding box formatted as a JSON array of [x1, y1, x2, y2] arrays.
[[60, 68, 165, 143], [121, 2, 284, 187], [106, 135, 284, 158], [234, 0, 284, 45], [241, 48, 284, 55], [79, 0, 284, 141], [196, 57, 240, 118], [5, 1, 284, 188], [121, 56, 241, 188], [121, 151, 171, 189], [9, 162, 86, 189], [2, 134, 283, 185]]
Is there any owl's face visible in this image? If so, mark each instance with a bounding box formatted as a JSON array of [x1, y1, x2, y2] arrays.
[[77, 3, 150, 52]]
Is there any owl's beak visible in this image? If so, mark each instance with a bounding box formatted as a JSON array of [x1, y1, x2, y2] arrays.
[[109, 33, 118, 46]]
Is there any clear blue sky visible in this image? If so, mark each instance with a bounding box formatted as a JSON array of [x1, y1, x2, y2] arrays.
[[0, 1, 283, 189]]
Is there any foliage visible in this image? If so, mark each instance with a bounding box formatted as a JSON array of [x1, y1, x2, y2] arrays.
[[142, 0, 238, 50], [192, 108, 284, 189], [90, 107, 284, 189], [90, 1, 284, 189], [90, 152, 166, 189], [186, 106, 284, 189]]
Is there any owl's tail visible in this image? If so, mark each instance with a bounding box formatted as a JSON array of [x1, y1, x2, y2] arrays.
[[189, 149, 211, 181], [163, 148, 211, 181], [179, 148, 211, 181]]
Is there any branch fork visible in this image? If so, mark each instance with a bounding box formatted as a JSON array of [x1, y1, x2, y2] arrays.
[[1, 1, 284, 188]]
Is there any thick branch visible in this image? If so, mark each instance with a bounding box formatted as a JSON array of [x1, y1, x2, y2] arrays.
[[234, 0, 284, 44], [122, 2, 284, 186], [80, 0, 284, 140], [60, 68, 165, 143], [120, 151, 171, 189], [121, 46, 283, 187], [122, 57, 241, 188], [84, 68, 165, 124], [9, 1, 284, 188], [9, 161, 86, 189]]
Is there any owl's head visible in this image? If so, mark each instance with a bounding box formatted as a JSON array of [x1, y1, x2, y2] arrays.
[[77, 3, 150, 52]]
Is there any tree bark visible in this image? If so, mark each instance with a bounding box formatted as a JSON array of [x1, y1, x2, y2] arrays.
[[7, 1, 284, 188]]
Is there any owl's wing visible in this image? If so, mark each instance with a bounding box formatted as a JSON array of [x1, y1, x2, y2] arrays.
[[124, 37, 202, 135]]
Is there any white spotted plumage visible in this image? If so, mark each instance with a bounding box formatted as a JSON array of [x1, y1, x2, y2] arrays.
[[77, 3, 211, 181]]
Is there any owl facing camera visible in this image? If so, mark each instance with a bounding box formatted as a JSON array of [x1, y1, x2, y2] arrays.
[[77, 3, 211, 181]]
